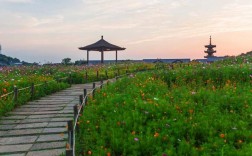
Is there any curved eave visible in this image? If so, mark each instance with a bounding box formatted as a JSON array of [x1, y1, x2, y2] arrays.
[[204, 50, 216, 53], [79, 47, 126, 51], [205, 45, 216, 48], [79, 37, 126, 52]]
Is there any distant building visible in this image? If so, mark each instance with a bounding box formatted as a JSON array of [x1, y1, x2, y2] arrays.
[[86, 59, 191, 65], [204, 36, 216, 58], [195, 36, 226, 63], [143, 59, 190, 63], [194, 59, 208, 63]]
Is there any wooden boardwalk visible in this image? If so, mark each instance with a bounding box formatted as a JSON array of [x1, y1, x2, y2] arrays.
[[0, 81, 104, 156]]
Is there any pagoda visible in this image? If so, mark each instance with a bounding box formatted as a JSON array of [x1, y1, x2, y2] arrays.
[[204, 36, 216, 58]]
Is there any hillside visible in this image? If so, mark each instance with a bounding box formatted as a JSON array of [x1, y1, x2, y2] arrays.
[[239, 51, 252, 56], [0, 54, 30, 66]]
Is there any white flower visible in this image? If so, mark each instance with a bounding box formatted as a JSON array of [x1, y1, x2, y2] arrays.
[[232, 127, 237, 130]]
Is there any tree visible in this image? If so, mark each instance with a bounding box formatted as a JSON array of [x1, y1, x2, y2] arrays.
[[74, 59, 87, 65], [61, 58, 71, 65]]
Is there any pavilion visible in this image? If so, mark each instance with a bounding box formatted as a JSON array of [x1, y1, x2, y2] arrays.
[[79, 36, 126, 64]]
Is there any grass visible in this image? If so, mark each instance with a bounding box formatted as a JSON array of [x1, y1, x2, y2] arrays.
[[0, 62, 154, 117], [76, 59, 252, 155]]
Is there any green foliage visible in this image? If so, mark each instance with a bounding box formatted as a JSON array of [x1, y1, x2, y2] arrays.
[[75, 59, 87, 65], [0, 81, 69, 116], [61, 58, 72, 65], [0, 63, 155, 117], [0, 54, 21, 65], [76, 61, 252, 155]]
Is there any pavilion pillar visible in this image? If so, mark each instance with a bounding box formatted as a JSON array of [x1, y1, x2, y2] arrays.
[[101, 50, 104, 64], [116, 50, 118, 63], [87, 50, 89, 64]]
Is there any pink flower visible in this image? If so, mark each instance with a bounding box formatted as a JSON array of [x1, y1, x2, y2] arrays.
[[134, 138, 139, 141], [191, 91, 196, 95]]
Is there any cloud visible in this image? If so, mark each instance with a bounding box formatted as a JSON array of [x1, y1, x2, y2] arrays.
[[2, 0, 33, 3], [202, 2, 252, 33], [29, 15, 64, 27], [1, 0, 252, 62]]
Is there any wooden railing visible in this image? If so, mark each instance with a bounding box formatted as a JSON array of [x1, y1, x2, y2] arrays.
[[0, 76, 69, 102], [65, 73, 128, 156], [0, 67, 151, 117]]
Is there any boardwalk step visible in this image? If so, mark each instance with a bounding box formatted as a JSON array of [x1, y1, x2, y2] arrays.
[[0, 82, 112, 155]]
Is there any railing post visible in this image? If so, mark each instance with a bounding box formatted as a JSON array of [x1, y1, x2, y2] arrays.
[[69, 73, 72, 85], [31, 83, 35, 100], [74, 104, 78, 121], [85, 71, 88, 82], [79, 95, 83, 105], [66, 120, 73, 156], [84, 89, 87, 98], [14, 86, 18, 103], [66, 149, 73, 156], [100, 80, 103, 89], [105, 70, 108, 79], [92, 83, 96, 98], [75, 103, 80, 133], [96, 70, 99, 79], [85, 96, 88, 105], [83, 89, 87, 113]]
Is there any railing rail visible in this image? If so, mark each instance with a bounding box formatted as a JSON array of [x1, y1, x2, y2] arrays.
[[0, 76, 69, 100], [0, 67, 152, 156], [65, 71, 133, 156], [0, 67, 150, 107], [0, 91, 14, 98]]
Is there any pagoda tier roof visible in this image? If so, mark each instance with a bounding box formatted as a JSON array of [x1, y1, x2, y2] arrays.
[[79, 36, 126, 52], [205, 45, 216, 48], [204, 50, 216, 53]]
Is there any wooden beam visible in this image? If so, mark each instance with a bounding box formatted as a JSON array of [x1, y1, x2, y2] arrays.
[[87, 50, 89, 65], [116, 50, 118, 63], [101, 50, 104, 64]]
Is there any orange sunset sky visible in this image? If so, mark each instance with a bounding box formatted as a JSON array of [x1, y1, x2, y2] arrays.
[[0, 0, 252, 63]]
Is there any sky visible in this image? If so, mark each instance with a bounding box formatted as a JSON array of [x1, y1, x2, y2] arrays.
[[0, 0, 252, 63]]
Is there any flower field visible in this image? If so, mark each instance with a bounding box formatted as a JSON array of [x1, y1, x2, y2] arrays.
[[76, 57, 252, 155], [0, 62, 154, 117]]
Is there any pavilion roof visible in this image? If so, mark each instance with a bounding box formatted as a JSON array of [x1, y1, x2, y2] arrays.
[[79, 36, 126, 51]]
